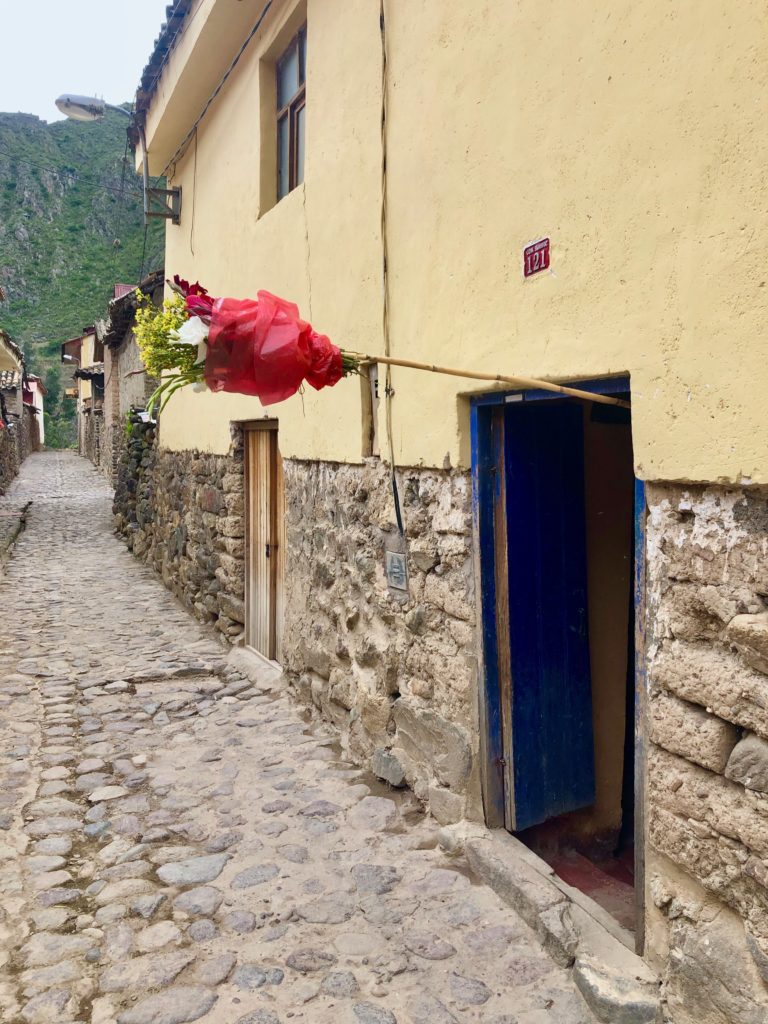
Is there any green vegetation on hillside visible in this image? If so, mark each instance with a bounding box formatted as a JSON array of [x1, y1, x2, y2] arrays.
[[0, 108, 163, 446]]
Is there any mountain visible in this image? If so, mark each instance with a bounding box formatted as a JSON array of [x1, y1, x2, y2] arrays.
[[0, 109, 163, 446]]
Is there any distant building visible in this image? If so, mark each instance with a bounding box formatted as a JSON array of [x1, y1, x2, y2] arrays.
[[0, 326, 36, 490]]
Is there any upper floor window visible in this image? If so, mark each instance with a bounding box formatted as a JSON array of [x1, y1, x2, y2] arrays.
[[277, 26, 306, 201]]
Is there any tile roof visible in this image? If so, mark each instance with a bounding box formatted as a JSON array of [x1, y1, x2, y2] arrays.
[[0, 370, 21, 390], [74, 363, 105, 381], [104, 268, 165, 346], [133, 1, 193, 129]]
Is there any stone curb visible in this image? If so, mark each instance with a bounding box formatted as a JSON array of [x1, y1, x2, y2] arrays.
[[444, 826, 662, 1023]]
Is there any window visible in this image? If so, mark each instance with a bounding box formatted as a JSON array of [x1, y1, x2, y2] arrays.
[[276, 26, 306, 201]]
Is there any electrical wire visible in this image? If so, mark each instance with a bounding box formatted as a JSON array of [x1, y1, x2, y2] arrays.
[[0, 155, 143, 199], [153, 0, 274, 184], [138, 223, 149, 282], [378, 0, 404, 537]]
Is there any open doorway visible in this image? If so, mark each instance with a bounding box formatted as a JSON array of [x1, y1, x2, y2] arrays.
[[473, 378, 639, 935]]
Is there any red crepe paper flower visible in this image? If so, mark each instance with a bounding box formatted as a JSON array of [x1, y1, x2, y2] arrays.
[[205, 291, 343, 405]]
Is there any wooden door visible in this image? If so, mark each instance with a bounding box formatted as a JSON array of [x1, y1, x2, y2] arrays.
[[502, 402, 595, 831], [245, 424, 283, 662]]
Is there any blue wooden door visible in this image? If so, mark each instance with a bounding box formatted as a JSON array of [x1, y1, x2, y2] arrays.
[[503, 402, 595, 831]]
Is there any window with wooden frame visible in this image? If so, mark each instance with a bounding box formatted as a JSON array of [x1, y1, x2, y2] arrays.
[[276, 25, 307, 201]]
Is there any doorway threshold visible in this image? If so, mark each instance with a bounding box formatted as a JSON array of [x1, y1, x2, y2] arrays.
[[451, 826, 661, 1023]]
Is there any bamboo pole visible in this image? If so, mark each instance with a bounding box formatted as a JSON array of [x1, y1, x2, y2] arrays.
[[352, 353, 631, 409]]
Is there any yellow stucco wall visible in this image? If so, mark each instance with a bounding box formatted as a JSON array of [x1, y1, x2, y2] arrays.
[[78, 333, 95, 402], [147, 0, 768, 483]]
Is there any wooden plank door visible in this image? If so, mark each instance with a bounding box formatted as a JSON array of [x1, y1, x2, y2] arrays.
[[245, 425, 282, 662], [502, 401, 595, 831]]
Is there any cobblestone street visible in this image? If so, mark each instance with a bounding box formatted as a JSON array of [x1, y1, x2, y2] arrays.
[[0, 452, 591, 1024]]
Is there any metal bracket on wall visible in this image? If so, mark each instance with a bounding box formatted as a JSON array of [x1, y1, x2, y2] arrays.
[[146, 186, 182, 225]]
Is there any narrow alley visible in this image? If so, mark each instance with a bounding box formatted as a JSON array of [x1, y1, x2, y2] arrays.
[[0, 452, 591, 1024]]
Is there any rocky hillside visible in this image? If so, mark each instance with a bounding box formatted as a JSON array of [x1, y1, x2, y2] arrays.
[[0, 109, 163, 445]]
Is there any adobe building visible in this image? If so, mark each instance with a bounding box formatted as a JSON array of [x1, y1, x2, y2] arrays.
[[123, 3, 768, 1018]]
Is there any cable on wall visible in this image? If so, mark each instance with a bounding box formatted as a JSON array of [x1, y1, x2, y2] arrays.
[[379, 0, 404, 536]]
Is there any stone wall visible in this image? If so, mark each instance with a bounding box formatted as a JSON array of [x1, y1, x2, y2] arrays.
[[282, 459, 481, 824], [82, 407, 104, 469], [645, 483, 768, 1023], [114, 418, 245, 644], [102, 332, 159, 485], [0, 423, 18, 494]]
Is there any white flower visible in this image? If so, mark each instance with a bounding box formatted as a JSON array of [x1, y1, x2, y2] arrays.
[[192, 381, 209, 393], [171, 316, 209, 366]]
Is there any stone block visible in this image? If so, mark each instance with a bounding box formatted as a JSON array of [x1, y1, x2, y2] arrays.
[[649, 692, 738, 772], [665, 907, 768, 1024], [423, 574, 472, 621], [358, 693, 393, 738], [725, 734, 768, 793], [370, 748, 406, 788], [219, 515, 244, 539], [218, 593, 245, 625], [573, 956, 661, 1024], [328, 669, 355, 711], [649, 745, 768, 859], [652, 640, 768, 741], [464, 834, 574, 966], [298, 640, 331, 680], [198, 486, 223, 514], [428, 786, 464, 825], [393, 701, 472, 791], [727, 614, 768, 675]]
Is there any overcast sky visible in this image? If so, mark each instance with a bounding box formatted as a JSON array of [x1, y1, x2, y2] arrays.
[[0, 0, 170, 122]]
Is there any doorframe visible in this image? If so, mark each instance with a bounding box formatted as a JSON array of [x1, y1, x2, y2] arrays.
[[242, 418, 282, 666], [470, 375, 647, 954]]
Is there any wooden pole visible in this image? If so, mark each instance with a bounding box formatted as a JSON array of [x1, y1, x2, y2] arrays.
[[352, 353, 631, 409]]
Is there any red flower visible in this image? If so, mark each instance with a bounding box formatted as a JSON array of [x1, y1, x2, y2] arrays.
[[173, 275, 210, 298], [186, 292, 215, 319]]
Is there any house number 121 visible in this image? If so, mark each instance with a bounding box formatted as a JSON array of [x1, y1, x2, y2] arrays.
[[523, 238, 550, 278]]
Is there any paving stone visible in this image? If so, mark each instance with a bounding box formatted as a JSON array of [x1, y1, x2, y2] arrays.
[[449, 973, 492, 1005], [222, 909, 257, 933], [88, 785, 129, 802], [21, 931, 91, 968], [157, 853, 229, 886], [286, 948, 338, 973], [352, 863, 401, 895], [116, 986, 217, 1024], [321, 970, 360, 996], [188, 919, 218, 942], [173, 886, 224, 916], [353, 1003, 398, 1024], [406, 993, 458, 1023], [100, 948, 196, 992], [189, 952, 236, 985], [20, 987, 78, 1023], [405, 933, 457, 960], [135, 921, 182, 951], [231, 863, 280, 889]]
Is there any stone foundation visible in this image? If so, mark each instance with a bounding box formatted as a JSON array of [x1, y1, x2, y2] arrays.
[[282, 459, 480, 823], [645, 482, 768, 1022], [113, 418, 245, 644], [0, 425, 19, 493]]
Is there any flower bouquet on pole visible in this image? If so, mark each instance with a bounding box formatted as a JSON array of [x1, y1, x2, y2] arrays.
[[135, 277, 361, 418], [134, 276, 631, 418]]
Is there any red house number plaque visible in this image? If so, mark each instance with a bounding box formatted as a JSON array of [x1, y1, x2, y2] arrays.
[[523, 238, 550, 278]]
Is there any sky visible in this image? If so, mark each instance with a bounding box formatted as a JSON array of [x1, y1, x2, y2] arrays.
[[0, 0, 171, 122]]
